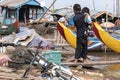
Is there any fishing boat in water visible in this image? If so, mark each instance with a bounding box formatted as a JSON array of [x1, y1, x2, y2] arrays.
[[0, 19, 19, 35]]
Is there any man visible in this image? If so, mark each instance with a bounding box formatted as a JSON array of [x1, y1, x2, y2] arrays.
[[0, 55, 11, 66], [0, 46, 14, 66], [73, 4, 88, 63]]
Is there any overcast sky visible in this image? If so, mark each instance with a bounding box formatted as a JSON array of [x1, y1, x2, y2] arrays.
[[0, 0, 114, 13], [37, 0, 114, 13]]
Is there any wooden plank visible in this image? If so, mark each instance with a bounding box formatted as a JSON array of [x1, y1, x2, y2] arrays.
[[62, 60, 120, 66], [0, 76, 38, 80], [0, 72, 40, 80], [45, 39, 56, 42], [20, 31, 36, 46], [55, 44, 70, 47]]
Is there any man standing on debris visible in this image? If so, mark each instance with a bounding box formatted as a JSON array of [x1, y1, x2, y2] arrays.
[[73, 4, 90, 63]]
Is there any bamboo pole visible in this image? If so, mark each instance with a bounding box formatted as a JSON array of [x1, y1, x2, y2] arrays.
[[113, 0, 115, 16], [104, 0, 108, 55], [52, 0, 55, 12], [93, 0, 96, 11], [62, 60, 120, 66], [116, 0, 119, 16], [36, 0, 56, 25]]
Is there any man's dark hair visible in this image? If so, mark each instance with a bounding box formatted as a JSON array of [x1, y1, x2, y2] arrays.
[[73, 4, 81, 12]]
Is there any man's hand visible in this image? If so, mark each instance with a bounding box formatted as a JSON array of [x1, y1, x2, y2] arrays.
[[0, 55, 11, 66]]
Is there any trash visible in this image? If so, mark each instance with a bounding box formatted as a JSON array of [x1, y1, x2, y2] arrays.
[[42, 50, 62, 65]]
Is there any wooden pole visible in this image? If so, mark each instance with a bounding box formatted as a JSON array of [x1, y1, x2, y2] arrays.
[[118, 0, 120, 16], [52, 0, 55, 12], [116, 0, 119, 16], [113, 0, 115, 16], [104, 0, 108, 55], [62, 60, 120, 66], [93, 0, 96, 11], [106, 0, 108, 25], [36, 0, 56, 25]]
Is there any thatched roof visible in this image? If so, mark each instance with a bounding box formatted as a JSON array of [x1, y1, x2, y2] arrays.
[[0, 0, 40, 8], [91, 11, 114, 19]]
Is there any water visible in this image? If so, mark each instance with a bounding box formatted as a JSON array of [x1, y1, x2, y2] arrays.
[[89, 51, 120, 72], [107, 64, 120, 72]]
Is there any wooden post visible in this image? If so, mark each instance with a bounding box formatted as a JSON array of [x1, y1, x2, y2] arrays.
[[62, 60, 120, 66]]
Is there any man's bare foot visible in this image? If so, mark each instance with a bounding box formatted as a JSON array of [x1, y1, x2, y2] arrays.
[[74, 59, 78, 64]]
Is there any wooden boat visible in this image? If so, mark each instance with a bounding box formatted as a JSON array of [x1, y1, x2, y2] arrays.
[[93, 22, 120, 53], [0, 19, 19, 35], [57, 22, 103, 50]]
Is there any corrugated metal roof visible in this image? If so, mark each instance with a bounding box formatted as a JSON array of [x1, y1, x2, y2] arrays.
[[0, 0, 40, 8], [55, 7, 73, 16], [26, 0, 40, 6]]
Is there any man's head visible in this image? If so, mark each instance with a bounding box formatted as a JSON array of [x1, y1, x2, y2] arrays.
[[73, 4, 81, 13]]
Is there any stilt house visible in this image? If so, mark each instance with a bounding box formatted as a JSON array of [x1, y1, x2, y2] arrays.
[[91, 11, 114, 23], [0, 0, 44, 23]]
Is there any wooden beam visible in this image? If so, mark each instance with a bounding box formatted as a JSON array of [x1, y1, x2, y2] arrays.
[[62, 60, 120, 66]]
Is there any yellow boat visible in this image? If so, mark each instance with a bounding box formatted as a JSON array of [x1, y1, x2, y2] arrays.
[[93, 22, 120, 53], [57, 22, 102, 49], [57, 22, 76, 48]]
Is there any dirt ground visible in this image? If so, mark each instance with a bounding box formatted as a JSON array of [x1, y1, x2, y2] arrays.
[[63, 51, 120, 80], [0, 50, 120, 80], [0, 25, 120, 80]]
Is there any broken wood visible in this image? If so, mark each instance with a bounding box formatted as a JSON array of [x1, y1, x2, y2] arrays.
[[0, 66, 14, 72], [0, 71, 40, 80], [62, 60, 120, 66]]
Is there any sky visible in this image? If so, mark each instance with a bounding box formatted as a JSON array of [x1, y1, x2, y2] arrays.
[[37, 0, 114, 13], [0, 0, 114, 13]]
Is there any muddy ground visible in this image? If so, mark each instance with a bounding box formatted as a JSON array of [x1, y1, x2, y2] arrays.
[[0, 25, 120, 80], [0, 46, 120, 80]]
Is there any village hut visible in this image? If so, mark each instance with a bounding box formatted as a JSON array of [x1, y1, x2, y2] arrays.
[[91, 11, 114, 23], [0, 0, 45, 24], [54, 7, 74, 21]]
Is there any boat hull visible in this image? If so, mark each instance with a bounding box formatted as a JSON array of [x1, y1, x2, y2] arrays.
[[93, 22, 120, 53], [57, 22, 103, 50]]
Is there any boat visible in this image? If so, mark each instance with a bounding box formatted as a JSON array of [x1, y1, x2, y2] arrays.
[[57, 22, 103, 50], [0, 19, 19, 35], [93, 22, 120, 53]]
